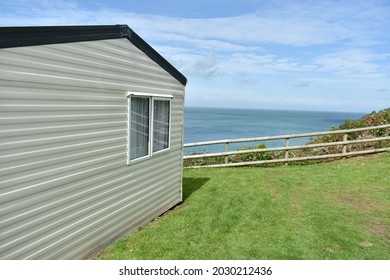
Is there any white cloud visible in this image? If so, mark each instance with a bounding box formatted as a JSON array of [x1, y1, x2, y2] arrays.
[[182, 52, 219, 78], [314, 49, 388, 75], [186, 83, 350, 111], [125, 14, 380, 53], [375, 88, 389, 92], [215, 53, 319, 76]]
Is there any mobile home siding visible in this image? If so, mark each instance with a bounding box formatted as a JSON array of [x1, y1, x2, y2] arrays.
[[0, 38, 185, 259]]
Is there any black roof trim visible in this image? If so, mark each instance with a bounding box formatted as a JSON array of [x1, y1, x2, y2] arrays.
[[0, 25, 187, 86]]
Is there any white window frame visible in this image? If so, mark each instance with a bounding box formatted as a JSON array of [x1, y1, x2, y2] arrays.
[[127, 92, 172, 164]]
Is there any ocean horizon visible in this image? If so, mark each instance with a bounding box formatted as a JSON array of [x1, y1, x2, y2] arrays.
[[183, 106, 366, 154]]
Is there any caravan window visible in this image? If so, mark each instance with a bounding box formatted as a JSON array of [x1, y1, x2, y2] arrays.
[[128, 93, 171, 164]]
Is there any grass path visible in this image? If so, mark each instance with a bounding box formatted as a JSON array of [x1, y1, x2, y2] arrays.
[[95, 153, 390, 259]]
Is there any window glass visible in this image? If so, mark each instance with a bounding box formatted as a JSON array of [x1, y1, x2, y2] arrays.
[[153, 100, 170, 152], [130, 97, 149, 160]]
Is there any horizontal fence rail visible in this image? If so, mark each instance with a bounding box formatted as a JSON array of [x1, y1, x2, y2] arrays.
[[183, 124, 390, 168]]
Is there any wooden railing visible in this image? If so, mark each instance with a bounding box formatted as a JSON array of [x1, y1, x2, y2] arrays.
[[183, 124, 390, 168]]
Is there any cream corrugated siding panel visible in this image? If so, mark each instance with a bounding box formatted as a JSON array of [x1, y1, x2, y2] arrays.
[[0, 38, 185, 259]]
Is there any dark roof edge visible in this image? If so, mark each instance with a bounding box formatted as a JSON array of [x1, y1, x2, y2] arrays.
[[119, 25, 187, 86], [0, 25, 187, 86]]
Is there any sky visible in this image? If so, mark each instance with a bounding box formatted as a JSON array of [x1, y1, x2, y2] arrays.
[[1, 0, 389, 113]]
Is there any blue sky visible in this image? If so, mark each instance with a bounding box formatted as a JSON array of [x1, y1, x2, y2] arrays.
[[1, 0, 389, 113]]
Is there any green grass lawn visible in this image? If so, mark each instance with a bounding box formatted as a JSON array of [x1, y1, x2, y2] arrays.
[[95, 153, 390, 260]]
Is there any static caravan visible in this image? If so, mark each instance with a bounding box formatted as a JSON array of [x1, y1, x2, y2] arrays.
[[0, 25, 187, 259]]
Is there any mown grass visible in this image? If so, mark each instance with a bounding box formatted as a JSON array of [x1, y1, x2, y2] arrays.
[[95, 152, 390, 260]]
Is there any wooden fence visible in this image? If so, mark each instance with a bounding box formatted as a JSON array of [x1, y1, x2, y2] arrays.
[[183, 124, 390, 168]]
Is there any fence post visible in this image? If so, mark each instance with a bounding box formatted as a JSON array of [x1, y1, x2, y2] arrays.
[[284, 138, 290, 166], [342, 133, 348, 155], [225, 142, 229, 164]]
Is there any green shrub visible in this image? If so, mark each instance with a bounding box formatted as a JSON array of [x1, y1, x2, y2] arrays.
[[231, 143, 274, 162], [183, 152, 226, 167], [309, 108, 390, 150]]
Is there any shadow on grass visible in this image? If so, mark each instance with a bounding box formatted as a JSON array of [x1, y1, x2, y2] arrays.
[[182, 177, 210, 201]]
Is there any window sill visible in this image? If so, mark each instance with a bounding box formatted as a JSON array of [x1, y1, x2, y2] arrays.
[[127, 148, 171, 165]]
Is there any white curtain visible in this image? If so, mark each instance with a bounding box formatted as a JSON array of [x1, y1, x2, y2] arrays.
[[153, 100, 170, 152], [130, 97, 149, 160]]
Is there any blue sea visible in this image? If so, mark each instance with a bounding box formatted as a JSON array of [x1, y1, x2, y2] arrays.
[[183, 107, 366, 154]]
